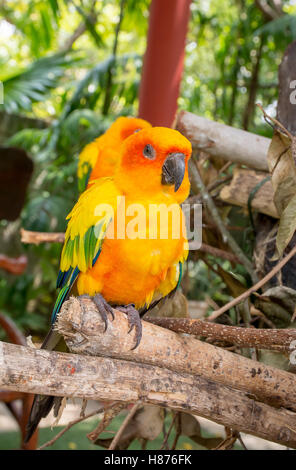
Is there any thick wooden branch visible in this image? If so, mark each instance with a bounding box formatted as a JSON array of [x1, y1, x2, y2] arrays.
[[0, 340, 296, 448], [176, 111, 270, 171], [144, 316, 296, 353], [56, 297, 296, 412], [1, 298, 296, 447]]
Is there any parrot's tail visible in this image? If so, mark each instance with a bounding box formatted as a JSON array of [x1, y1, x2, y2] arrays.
[[24, 328, 63, 443], [24, 395, 60, 443]]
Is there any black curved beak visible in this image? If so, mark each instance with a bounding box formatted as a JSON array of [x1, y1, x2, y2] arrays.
[[161, 153, 186, 192]]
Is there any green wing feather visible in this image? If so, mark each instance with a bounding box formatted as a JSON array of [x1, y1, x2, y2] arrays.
[[52, 178, 120, 323]]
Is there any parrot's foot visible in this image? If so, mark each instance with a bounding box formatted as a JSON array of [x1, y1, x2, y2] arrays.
[[79, 294, 114, 332], [116, 303, 142, 350]]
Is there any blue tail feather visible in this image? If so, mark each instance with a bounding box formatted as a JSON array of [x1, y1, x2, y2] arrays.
[[51, 285, 70, 324]]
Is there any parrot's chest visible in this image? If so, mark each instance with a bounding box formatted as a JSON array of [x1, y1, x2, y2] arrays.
[[88, 196, 187, 306], [106, 195, 186, 270]]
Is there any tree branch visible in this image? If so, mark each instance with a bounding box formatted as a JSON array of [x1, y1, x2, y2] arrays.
[[199, 243, 241, 264], [21, 229, 65, 245], [255, 0, 283, 20], [56, 297, 296, 411], [37, 406, 104, 450], [108, 402, 141, 450], [176, 111, 270, 171], [207, 243, 296, 321], [0, 254, 27, 275], [1, 299, 296, 447], [144, 316, 296, 352], [0, 338, 296, 448]]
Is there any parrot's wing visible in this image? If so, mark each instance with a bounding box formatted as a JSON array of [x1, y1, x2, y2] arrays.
[[25, 179, 120, 444], [52, 177, 120, 324], [77, 141, 100, 193], [140, 261, 184, 315]]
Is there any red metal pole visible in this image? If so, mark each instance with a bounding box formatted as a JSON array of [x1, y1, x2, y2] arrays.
[[138, 0, 192, 127]]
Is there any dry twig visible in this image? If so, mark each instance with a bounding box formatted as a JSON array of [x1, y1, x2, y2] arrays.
[[189, 158, 259, 284], [87, 402, 126, 443], [108, 402, 142, 450], [37, 406, 104, 450], [207, 243, 296, 320]]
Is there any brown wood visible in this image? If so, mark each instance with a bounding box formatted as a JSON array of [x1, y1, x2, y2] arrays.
[[145, 316, 296, 352], [20, 229, 65, 245], [176, 111, 270, 171], [199, 243, 240, 264], [219, 168, 278, 218], [1, 339, 296, 448], [0, 390, 24, 402], [56, 297, 296, 412]]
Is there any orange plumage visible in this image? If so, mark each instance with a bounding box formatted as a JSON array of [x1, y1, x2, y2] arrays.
[[64, 127, 192, 309], [77, 116, 152, 192]]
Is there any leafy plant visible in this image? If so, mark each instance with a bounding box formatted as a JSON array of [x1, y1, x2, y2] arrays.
[[0, 52, 81, 113]]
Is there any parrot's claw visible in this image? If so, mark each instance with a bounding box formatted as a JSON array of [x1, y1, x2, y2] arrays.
[[92, 294, 114, 331], [79, 294, 114, 331], [116, 304, 142, 350]]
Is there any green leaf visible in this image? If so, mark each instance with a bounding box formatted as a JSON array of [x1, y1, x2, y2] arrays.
[[0, 51, 81, 113]]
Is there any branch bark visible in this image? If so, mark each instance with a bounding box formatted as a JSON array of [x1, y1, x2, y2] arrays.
[[56, 297, 296, 411], [176, 111, 270, 171], [0, 340, 296, 448], [255, 0, 283, 21], [20, 229, 65, 245], [144, 316, 296, 352], [1, 298, 296, 447]]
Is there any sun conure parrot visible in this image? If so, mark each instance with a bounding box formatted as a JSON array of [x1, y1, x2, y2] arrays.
[[25, 126, 192, 442], [77, 116, 152, 192]]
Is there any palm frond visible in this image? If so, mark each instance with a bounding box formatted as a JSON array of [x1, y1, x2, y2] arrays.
[[62, 53, 139, 115], [1, 52, 81, 113]]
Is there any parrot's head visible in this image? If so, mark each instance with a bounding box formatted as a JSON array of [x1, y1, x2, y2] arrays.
[[88, 117, 152, 185], [118, 127, 192, 202], [105, 116, 152, 143]]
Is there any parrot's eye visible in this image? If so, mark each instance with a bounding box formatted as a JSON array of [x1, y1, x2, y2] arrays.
[[143, 144, 156, 160], [134, 128, 141, 134]]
